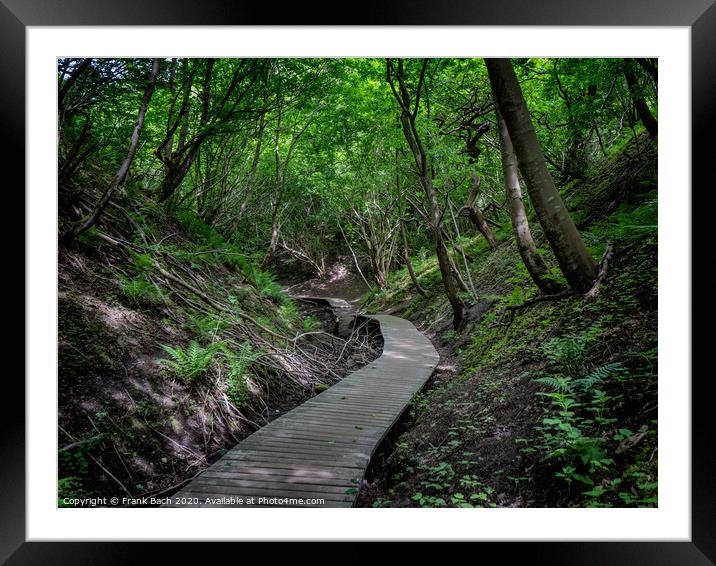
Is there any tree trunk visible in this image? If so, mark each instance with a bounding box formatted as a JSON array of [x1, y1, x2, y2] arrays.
[[397, 149, 427, 298], [158, 59, 215, 204], [624, 63, 658, 138], [393, 61, 464, 326], [238, 70, 270, 220], [238, 109, 266, 218], [58, 58, 92, 126], [400, 219, 427, 297], [158, 146, 203, 203], [486, 58, 597, 293], [634, 58, 658, 87], [370, 252, 389, 289], [263, 104, 284, 266], [495, 106, 562, 294], [435, 236, 465, 327], [59, 114, 93, 184], [62, 59, 160, 243], [463, 173, 498, 249], [388, 58, 464, 327], [163, 58, 178, 164]]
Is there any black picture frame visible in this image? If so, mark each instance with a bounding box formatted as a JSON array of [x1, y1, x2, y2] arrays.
[[6, 1, 708, 562]]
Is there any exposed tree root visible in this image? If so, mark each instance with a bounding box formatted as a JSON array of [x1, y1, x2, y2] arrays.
[[584, 243, 614, 300], [497, 243, 614, 326]]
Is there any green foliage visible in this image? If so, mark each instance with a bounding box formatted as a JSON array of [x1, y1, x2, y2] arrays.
[[160, 337, 258, 407], [160, 341, 219, 384], [175, 209, 227, 249], [409, 391, 431, 419], [59, 448, 90, 478], [127, 251, 155, 272], [442, 329, 459, 343], [542, 335, 589, 379], [219, 342, 258, 409], [57, 57, 659, 509], [411, 492, 447, 507], [302, 316, 322, 332], [278, 301, 300, 325], [58, 477, 87, 506], [541, 323, 605, 377], [76, 226, 103, 247], [410, 464, 497, 508], [590, 198, 658, 244], [222, 251, 251, 273], [528, 324, 653, 506], [183, 398, 198, 416], [247, 267, 289, 304], [505, 286, 529, 308], [120, 273, 164, 305], [188, 313, 226, 340]]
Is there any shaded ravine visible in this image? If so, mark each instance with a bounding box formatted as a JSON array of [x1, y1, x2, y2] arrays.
[[165, 303, 439, 507]]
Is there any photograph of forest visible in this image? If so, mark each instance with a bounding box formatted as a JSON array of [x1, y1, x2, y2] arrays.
[[57, 57, 658, 509]]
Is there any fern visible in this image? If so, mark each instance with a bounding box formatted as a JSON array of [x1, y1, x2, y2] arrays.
[[574, 362, 626, 391], [160, 341, 217, 384], [128, 251, 154, 272], [189, 314, 226, 339], [175, 209, 226, 249], [302, 316, 322, 332], [219, 342, 258, 408], [248, 267, 288, 303], [279, 301, 300, 325], [536, 363, 626, 395], [534, 375, 571, 392], [120, 274, 163, 305], [543, 335, 588, 378]]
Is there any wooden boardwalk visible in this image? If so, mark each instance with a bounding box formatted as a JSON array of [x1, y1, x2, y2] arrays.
[[165, 308, 439, 508]]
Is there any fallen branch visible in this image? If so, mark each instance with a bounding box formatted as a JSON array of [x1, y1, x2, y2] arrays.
[[584, 243, 614, 300], [493, 289, 577, 328], [58, 425, 133, 497], [506, 289, 576, 311], [59, 433, 107, 453], [499, 244, 614, 325]]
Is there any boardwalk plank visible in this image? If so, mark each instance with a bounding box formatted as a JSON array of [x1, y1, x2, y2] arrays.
[[166, 309, 438, 508]]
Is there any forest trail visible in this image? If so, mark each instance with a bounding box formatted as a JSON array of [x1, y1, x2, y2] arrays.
[[55, 57, 661, 513], [165, 303, 439, 507]]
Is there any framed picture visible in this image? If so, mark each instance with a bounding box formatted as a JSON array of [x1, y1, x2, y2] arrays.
[[9, 0, 708, 562]]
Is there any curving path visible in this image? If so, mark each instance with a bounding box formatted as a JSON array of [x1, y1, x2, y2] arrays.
[[165, 305, 439, 507]]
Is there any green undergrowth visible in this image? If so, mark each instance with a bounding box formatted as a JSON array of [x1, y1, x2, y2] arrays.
[[361, 135, 658, 508], [58, 192, 330, 504]]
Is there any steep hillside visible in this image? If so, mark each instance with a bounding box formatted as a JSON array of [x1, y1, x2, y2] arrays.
[[357, 135, 658, 508], [58, 193, 381, 505]]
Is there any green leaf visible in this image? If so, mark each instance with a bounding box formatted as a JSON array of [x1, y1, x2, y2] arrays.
[[572, 474, 594, 486], [582, 487, 606, 497]]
